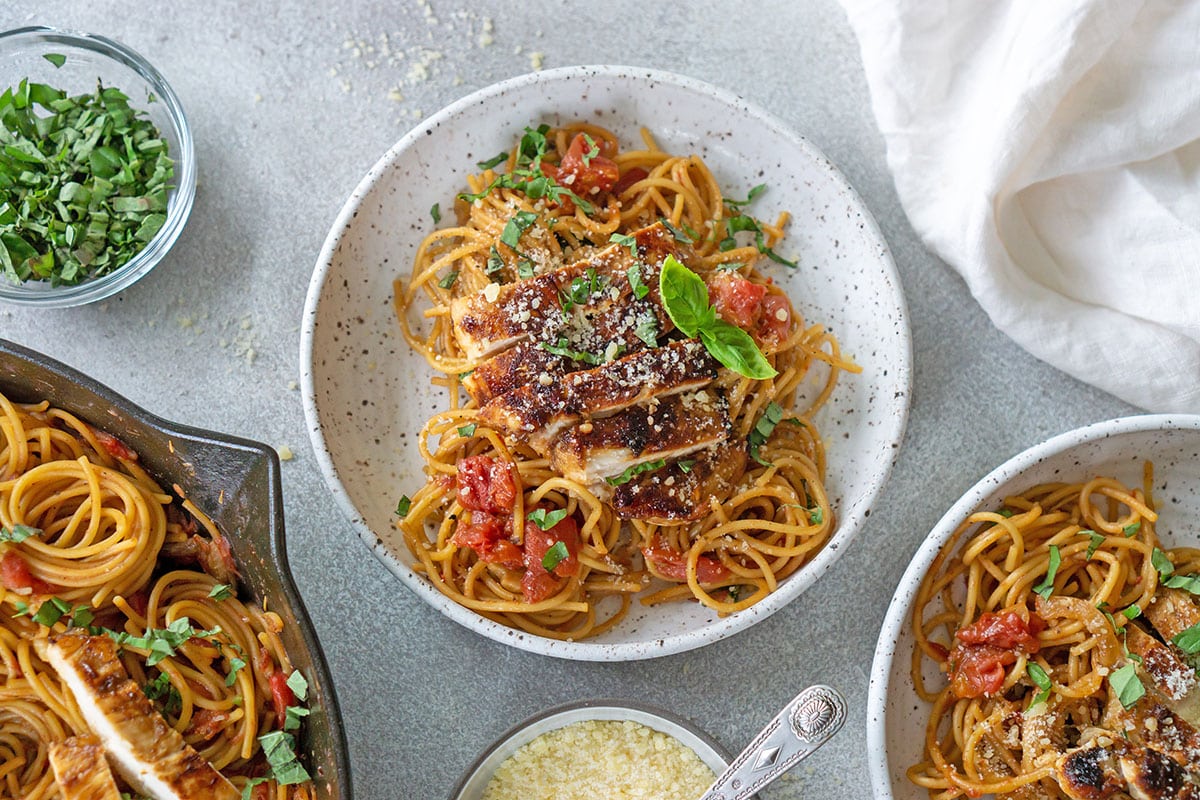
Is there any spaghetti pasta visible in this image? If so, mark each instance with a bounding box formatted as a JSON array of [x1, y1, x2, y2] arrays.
[[394, 122, 859, 639], [908, 466, 1200, 799], [0, 391, 315, 800]]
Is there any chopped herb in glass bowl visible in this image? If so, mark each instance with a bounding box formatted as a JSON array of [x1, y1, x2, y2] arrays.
[[0, 27, 195, 307]]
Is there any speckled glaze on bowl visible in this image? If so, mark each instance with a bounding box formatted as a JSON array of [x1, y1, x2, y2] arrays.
[[449, 699, 732, 800], [0, 27, 195, 307], [0, 338, 350, 800], [868, 414, 1200, 800], [301, 65, 911, 660]]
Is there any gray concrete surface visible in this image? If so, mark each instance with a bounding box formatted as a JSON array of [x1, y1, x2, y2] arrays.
[[3, 2, 1136, 797]]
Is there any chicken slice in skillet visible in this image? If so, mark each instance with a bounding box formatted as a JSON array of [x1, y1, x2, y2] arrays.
[[45, 633, 239, 800], [48, 734, 122, 800]]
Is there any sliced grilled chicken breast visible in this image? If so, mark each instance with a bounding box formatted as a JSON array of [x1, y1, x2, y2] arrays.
[[481, 339, 717, 450], [450, 222, 679, 362], [46, 633, 238, 800], [612, 440, 748, 523], [1144, 588, 1200, 642], [1126, 624, 1200, 724], [49, 734, 121, 800], [1056, 740, 1200, 800], [462, 341, 565, 406], [549, 391, 730, 486]]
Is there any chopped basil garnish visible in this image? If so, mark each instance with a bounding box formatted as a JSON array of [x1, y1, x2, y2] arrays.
[[1123, 522, 1141, 537], [1120, 604, 1141, 621], [284, 704, 311, 732], [485, 246, 504, 277], [208, 584, 232, 601], [997, 508, 1014, 518], [717, 214, 798, 268], [541, 540, 569, 571], [539, 337, 604, 365], [1152, 547, 1175, 580], [33, 596, 70, 627], [257, 730, 311, 785], [476, 151, 509, 170], [748, 402, 785, 466], [457, 423, 477, 437], [634, 313, 658, 347], [43, 53, 67, 68], [725, 183, 767, 208], [517, 258, 535, 279], [580, 133, 599, 166], [658, 254, 776, 380], [457, 125, 594, 213], [107, 617, 222, 667], [808, 507, 824, 525], [609, 232, 639, 256], [0, 77, 175, 286], [226, 656, 247, 687], [605, 459, 667, 486], [500, 210, 538, 249], [1173, 621, 1200, 655], [0, 523, 41, 542], [1083, 530, 1104, 560], [677, 459, 695, 473], [286, 670, 309, 701], [1164, 573, 1200, 594], [438, 270, 458, 289], [657, 217, 694, 243], [430, 203, 441, 223], [1032, 546, 1061, 600], [1026, 662, 1052, 709], [527, 508, 568, 530], [626, 263, 649, 299], [144, 671, 182, 716], [1109, 663, 1145, 709], [395, 495, 412, 517]]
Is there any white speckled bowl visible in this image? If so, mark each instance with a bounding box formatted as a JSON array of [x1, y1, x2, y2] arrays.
[[301, 65, 911, 660], [868, 414, 1200, 800]]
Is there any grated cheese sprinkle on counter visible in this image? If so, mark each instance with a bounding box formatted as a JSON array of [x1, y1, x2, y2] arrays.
[[482, 719, 715, 800]]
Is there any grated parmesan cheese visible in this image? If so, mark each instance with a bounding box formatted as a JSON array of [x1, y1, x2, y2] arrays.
[[482, 719, 715, 800]]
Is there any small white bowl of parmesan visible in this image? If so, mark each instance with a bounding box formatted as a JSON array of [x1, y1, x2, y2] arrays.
[[450, 699, 736, 800]]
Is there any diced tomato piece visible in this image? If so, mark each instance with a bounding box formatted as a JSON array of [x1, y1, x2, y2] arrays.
[[521, 568, 564, 604], [451, 512, 523, 569], [948, 643, 1015, 699], [92, 429, 137, 462], [456, 455, 517, 514], [268, 670, 296, 728], [522, 514, 580, 578], [642, 538, 731, 584], [758, 293, 791, 343], [707, 272, 767, 331], [555, 133, 619, 197], [187, 707, 231, 740], [611, 167, 649, 196], [956, 610, 1045, 653], [0, 550, 55, 594]]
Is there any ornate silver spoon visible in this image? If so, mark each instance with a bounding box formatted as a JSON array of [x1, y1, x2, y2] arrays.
[[699, 684, 847, 800]]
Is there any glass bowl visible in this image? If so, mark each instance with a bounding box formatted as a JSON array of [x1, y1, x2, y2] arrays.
[[0, 26, 195, 307], [449, 699, 732, 800]]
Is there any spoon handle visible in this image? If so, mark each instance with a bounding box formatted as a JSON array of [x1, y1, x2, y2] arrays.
[[699, 684, 846, 800]]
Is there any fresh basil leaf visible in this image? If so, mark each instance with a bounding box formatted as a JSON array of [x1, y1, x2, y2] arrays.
[[1120, 604, 1141, 621], [527, 508, 568, 530], [438, 270, 459, 289], [609, 232, 638, 256], [1164, 573, 1200, 594], [1123, 522, 1141, 537], [1033, 546, 1061, 600], [430, 203, 441, 223], [658, 254, 714, 337], [1083, 530, 1104, 560], [541, 540, 569, 571], [657, 218, 694, 243], [43, 53, 67, 68], [580, 133, 599, 166], [106, 617, 222, 666], [258, 730, 311, 785], [626, 263, 649, 299], [539, 338, 604, 365], [457, 423, 476, 438], [677, 460, 695, 473], [0, 524, 41, 542], [634, 313, 658, 347], [476, 151, 508, 170], [226, 656, 247, 687], [33, 596, 70, 627], [517, 258, 535, 279], [500, 210, 538, 249], [395, 495, 411, 517], [1026, 662, 1052, 709], [1173, 622, 1200, 655], [605, 459, 667, 486], [144, 671, 182, 716], [286, 670, 309, 702], [284, 703, 310, 732], [725, 183, 766, 208], [208, 584, 232, 601], [748, 402, 785, 466], [699, 320, 777, 380], [1109, 663, 1145, 709]]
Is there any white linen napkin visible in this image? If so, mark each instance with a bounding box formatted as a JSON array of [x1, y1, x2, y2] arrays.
[[839, 0, 1200, 413]]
